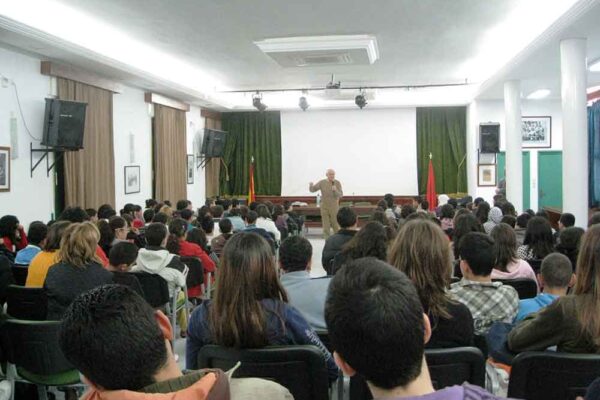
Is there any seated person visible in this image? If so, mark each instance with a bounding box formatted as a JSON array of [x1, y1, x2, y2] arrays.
[[508, 225, 600, 354], [514, 252, 574, 322], [255, 204, 281, 242], [325, 257, 504, 399], [279, 236, 330, 330], [225, 208, 246, 232], [284, 201, 304, 234], [15, 221, 48, 265], [59, 285, 292, 399], [86, 208, 98, 223], [514, 213, 531, 245], [44, 222, 114, 319], [388, 220, 474, 348], [186, 232, 338, 381], [322, 207, 358, 273], [26, 221, 70, 287], [554, 212, 575, 243], [450, 232, 519, 335], [180, 208, 195, 232], [556, 226, 585, 271], [108, 241, 144, 297], [211, 218, 234, 258], [331, 222, 387, 275], [243, 211, 275, 250], [490, 223, 538, 288], [0, 254, 15, 304], [0, 215, 28, 254]]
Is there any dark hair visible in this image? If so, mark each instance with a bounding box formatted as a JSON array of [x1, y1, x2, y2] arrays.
[[475, 201, 490, 224], [108, 216, 127, 233], [59, 285, 167, 391], [420, 200, 429, 211], [559, 213, 575, 228], [163, 200, 172, 207], [283, 200, 292, 211], [588, 212, 600, 227], [447, 198, 458, 209], [59, 207, 90, 223], [98, 204, 116, 220], [501, 215, 516, 228], [452, 213, 483, 259], [200, 215, 214, 234], [325, 257, 424, 390], [536, 210, 550, 220], [43, 220, 71, 251], [86, 209, 97, 219], [221, 199, 232, 210], [336, 207, 357, 229], [490, 223, 518, 272], [218, 218, 233, 234], [557, 227, 585, 251], [541, 253, 572, 288], [145, 223, 168, 247], [152, 212, 168, 224], [377, 200, 388, 210], [186, 228, 209, 252], [383, 193, 395, 209], [523, 216, 555, 259], [400, 204, 416, 219], [176, 200, 190, 211], [279, 236, 312, 272], [440, 204, 455, 219], [256, 204, 271, 219], [228, 208, 241, 217], [473, 197, 484, 207], [166, 218, 187, 254], [197, 205, 211, 220], [248, 201, 259, 211], [525, 209, 536, 216], [246, 210, 258, 225], [97, 220, 114, 250], [341, 222, 388, 262], [459, 232, 495, 276], [231, 198, 239, 208], [143, 209, 155, 223], [499, 202, 516, 217], [109, 242, 139, 267], [123, 204, 136, 216], [211, 205, 224, 218], [180, 209, 194, 221], [516, 213, 532, 228], [145, 199, 157, 209], [27, 221, 48, 247]]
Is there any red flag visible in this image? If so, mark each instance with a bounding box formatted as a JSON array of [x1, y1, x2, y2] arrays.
[[248, 157, 256, 204], [426, 159, 437, 211]]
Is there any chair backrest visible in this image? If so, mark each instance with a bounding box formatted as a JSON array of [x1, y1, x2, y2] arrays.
[[179, 256, 204, 287], [11, 266, 28, 286], [4, 319, 75, 375], [6, 285, 47, 320], [492, 278, 537, 299], [133, 272, 170, 308], [349, 346, 485, 400], [508, 351, 600, 400], [197, 344, 329, 400]]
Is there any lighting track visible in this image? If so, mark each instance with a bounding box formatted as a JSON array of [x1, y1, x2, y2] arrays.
[[219, 81, 471, 93]]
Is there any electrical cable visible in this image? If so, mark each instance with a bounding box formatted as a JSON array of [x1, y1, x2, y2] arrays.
[[11, 79, 42, 141]]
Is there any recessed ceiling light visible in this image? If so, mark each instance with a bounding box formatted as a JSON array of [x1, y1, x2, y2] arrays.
[[526, 89, 551, 100], [589, 59, 600, 72]]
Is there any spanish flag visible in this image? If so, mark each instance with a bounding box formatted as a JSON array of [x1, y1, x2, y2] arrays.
[[248, 156, 256, 204], [426, 154, 437, 211]]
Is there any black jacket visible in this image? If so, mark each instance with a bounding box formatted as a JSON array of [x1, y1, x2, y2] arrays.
[[322, 229, 357, 275]]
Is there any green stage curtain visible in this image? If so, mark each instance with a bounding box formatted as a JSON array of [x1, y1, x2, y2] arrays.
[[220, 111, 282, 196], [417, 107, 467, 195]]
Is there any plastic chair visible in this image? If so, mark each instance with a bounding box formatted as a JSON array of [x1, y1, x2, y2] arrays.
[[134, 272, 170, 308], [492, 278, 537, 299], [6, 285, 47, 320], [508, 351, 600, 400], [197, 344, 329, 400], [3, 319, 84, 400], [180, 256, 204, 287], [10, 266, 28, 286]]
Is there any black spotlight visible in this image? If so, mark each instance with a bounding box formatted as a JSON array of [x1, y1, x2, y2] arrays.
[[252, 92, 267, 112], [299, 96, 309, 111], [355, 93, 367, 109]]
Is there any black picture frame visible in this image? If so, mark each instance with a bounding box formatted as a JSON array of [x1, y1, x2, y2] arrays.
[[0, 147, 10, 192], [522, 116, 552, 148], [124, 165, 141, 194]]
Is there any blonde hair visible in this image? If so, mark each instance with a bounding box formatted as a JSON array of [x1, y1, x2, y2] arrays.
[[58, 222, 102, 268], [574, 225, 600, 347], [159, 205, 173, 218]]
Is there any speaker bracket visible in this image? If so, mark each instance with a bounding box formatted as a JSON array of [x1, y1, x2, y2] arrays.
[[30, 142, 66, 178]]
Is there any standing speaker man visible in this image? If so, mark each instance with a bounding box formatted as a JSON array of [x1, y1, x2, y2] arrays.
[[309, 169, 343, 238]]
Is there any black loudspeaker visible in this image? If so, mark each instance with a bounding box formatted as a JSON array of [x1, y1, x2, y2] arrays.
[[42, 98, 87, 150], [480, 123, 500, 154], [201, 128, 227, 158]]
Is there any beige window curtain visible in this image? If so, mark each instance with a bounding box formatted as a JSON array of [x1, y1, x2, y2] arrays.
[[57, 78, 115, 209], [205, 116, 221, 198], [153, 104, 187, 202]]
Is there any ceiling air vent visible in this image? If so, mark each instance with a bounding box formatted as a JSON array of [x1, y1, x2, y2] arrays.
[[295, 53, 353, 67]]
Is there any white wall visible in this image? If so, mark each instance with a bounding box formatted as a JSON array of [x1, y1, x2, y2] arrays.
[[186, 106, 206, 207], [468, 99, 563, 211], [280, 108, 418, 196], [0, 46, 55, 226]]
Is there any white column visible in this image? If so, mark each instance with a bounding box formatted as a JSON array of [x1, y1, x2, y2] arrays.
[[561, 38, 588, 227], [504, 80, 523, 212]]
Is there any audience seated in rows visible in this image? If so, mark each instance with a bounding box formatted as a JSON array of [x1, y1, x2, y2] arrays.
[[388, 219, 474, 348], [211, 218, 234, 258], [325, 257, 504, 399], [108, 241, 144, 297], [322, 207, 358, 273], [279, 235, 330, 330], [186, 232, 338, 381], [331, 221, 387, 275], [14, 221, 47, 265], [489, 223, 538, 288]]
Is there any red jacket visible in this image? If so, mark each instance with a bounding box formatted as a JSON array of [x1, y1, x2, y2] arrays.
[[2, 227, 28, 252], [179, 241, 215, 273]]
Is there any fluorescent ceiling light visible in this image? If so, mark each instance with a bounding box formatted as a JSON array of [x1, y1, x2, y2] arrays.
[[590, 59, 600, 72], [526, 89, 551, 99]]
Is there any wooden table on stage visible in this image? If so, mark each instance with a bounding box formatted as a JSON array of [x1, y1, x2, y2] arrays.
[[293, 205, 378, 228]]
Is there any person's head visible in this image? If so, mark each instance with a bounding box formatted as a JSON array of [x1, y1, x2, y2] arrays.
[[383, 193, 395, 209], [221, 199, 232, 211], [371, 209, 389, 226], [59, 285, 176, 391], [245, 210, 258, 225], [337, 207, 357, 229], [452, 213, 483, 259], [209, 232, 287, 348], [400, 204, 416, 219], [499, 202, 516, 217], [388, 220, 452, 320], [539, 253, 573, 290], [179, 209, 194, 223], [458, 232, 495, 278], [143, 209, 155, 224], [573, 225, 600, 347], [200, 215, 214, 234], [145, 223, 169, 248], [211, 205, 224, 219], [411, 196, 421, 208], [559, 213, 575, 230], [145, 199, 157, 209], [342, 222, 388, 261], [279, 236, 312, 273], [228, 208, 241, 218], [159, 205, 173, 218], [218, 218, 233, 235], [440, 204, 455, 220], [588, 212, 600, 228], [205, 197, 215, 207], [27, 221, 48, 248], [86, 209, 98, 222], [475, 201, 490, 224], [272, 205, 284, 220], [58, 222, 101, 268], [377, 200, 388, 211], [326, 169, 336, 182], [152, 212, 168, 225], [59, 207, 90, 223], [97, 204, 116, 220], [231, 198, 239, 209], [108, 216, 128, 241], [282, 200, 292, 212], [420, 200, 429, 211], [490, 223, 518, 272], [557, 226, 585, 252], [493, 194, 505, 208], [168, 218, 187, 239], [500, 215, 516, 228], [524, 216, 555, 259], [255, 204, 271, 220], [0, 215, 20, 242], [123, 204, 136, 216], [536, 210, 550, 220], [186, 228, 209, 252], [473, 197, 484, 207], [516, 213, 532, 229], [108, 242, 139, 272], [248, 202, 259, 211], [197, 205, 211, 220], [43, 220, 71, 252], [325, 257, 429, 392], [176, 200, 191, 211]]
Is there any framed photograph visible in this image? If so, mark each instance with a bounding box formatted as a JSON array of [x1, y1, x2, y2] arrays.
[[522, 116, 552, 148], [124, 165, 141, 194], [187, 154, 194, 184], [0, 147, 10, 192], [478, 164, 497, 187]]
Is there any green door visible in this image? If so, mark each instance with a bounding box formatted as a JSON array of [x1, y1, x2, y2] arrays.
[[497, 152, 530, 210], [538, 151, 562, 209]]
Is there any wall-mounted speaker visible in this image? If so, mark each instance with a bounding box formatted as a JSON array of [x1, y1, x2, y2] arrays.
[[479, 123, 500, 154]]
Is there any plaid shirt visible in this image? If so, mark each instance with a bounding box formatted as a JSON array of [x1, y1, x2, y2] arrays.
[[450, 279, 519, 335]]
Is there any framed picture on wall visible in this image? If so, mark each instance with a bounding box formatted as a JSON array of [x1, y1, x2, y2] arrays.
[[0, 147, 10, 192], [478, 164, 497, 187], [522, 116, 552, 148], [124, 165, 141, 194], [187, 154, 194, 184]]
